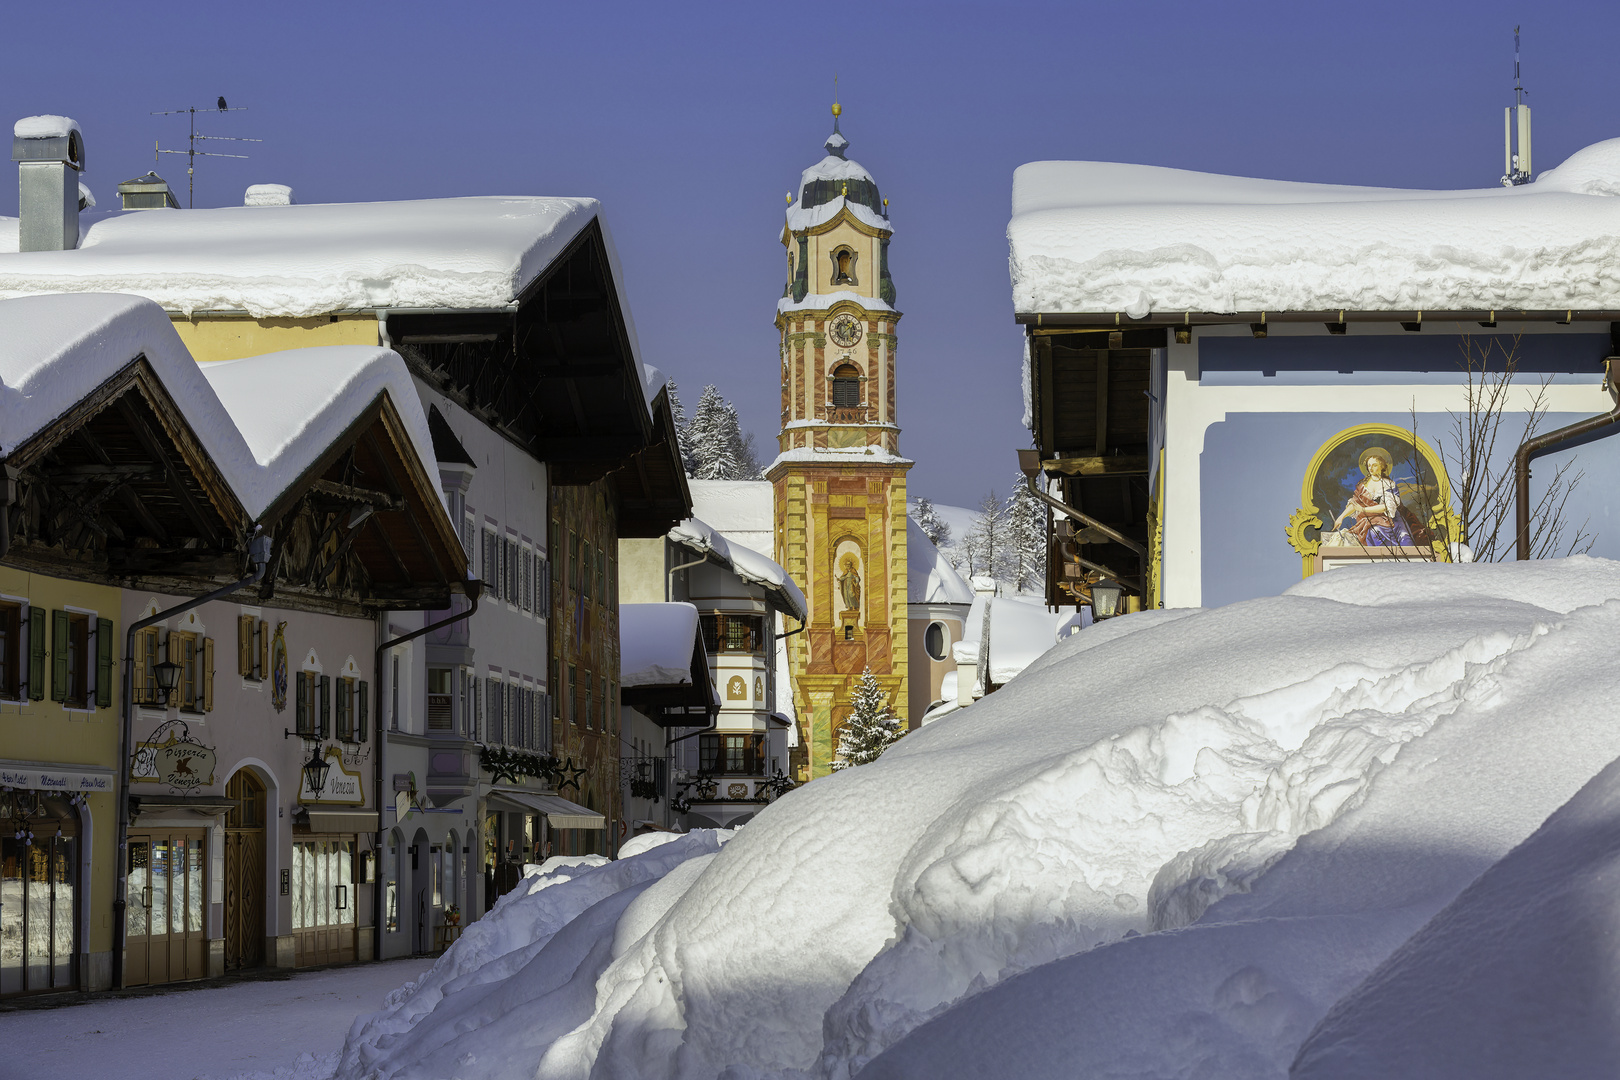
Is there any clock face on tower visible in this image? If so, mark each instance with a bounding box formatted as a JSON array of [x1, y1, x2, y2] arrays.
[[828, 313, 863, 348]]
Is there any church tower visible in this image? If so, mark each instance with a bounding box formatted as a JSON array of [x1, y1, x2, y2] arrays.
[[770, 103, 911, 780]]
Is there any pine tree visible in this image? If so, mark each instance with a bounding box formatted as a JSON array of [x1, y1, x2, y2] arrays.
[[910, 497, 951, 547], [1003, 476, 1049, 593], [963, 489, 1007, 578], [666, 380, 697, 476], [832, 668, 904, 770], [687, 385, 762, 481]]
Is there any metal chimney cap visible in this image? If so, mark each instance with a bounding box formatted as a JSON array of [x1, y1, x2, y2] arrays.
[[12, 115, 84, 171]]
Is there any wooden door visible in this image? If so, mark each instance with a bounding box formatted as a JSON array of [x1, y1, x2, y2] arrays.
[[124, 830, 206, 986], [292, 837, 356, 966], [223, 771, 266, 970]]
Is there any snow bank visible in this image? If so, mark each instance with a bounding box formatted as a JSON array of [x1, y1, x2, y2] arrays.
[[1010, 137, 1620, 316], [862, 560, 1620, 1080], [1292, 755, 1620, 1079], [337, 832, 729, 1080]]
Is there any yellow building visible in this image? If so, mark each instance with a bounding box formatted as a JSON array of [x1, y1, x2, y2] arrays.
[[770, 105, 911, 779]]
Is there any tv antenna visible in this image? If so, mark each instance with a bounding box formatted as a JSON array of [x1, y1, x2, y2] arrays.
[[1502, 27, 1532, 186], [151, 102, 261, 208]]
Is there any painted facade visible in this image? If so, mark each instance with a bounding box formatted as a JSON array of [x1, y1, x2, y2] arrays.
[[770, 108, 911, 779]]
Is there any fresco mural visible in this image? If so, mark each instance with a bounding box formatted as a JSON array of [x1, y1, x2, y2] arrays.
[[1287, 423, 1455, 576]]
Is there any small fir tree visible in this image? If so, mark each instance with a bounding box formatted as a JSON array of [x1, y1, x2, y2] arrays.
[[963, 489, 1008, 579], [1003, 476, 1048, 593], [910, 497, 952, 547], [832, 667, 904, 770]]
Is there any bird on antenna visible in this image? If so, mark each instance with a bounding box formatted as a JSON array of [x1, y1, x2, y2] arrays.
[[217, 96, 228, 112]]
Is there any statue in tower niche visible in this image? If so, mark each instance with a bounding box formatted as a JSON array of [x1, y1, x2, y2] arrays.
[[838, 554, 862, 613]]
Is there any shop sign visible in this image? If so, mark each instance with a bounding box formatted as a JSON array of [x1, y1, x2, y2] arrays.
[[0, 763, 113, 793], [130, 721, 217, 792], [300, 746, 364, 805]]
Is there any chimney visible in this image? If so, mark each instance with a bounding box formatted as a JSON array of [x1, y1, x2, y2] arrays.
[[12, 115, 85, 251], [117, 172, 179, 211], [244, 184, 294, 206]]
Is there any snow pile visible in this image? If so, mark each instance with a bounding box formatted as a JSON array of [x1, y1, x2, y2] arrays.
[[337, 832, 730, 1080], [1291, 755, 1620, 1079], [13, 114, 79, 140], [620, 603, 701, 687], [330, 557, 1620, 1080], [1010, 137, 1620, 316], [244, 183, 296, 206]]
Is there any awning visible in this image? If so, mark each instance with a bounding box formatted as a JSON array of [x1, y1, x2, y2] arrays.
[[297, 808, 381, 834], [130, 796, 236, 821], [487, 789, 605, 830]]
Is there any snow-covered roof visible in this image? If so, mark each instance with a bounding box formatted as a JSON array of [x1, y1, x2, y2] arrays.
[[687, 479, 774, 554], [768, 445, 913, 471], [0, 292, 258, 481], [243, 184, 294, 207], [668, 515, 807, 621], [0, 196, 603, 317], [907, 519, 973, 605], [0, 293, 443, 521], [784, 123, 893, 237], [198, 344, 441, 518], [619, 603, 702, 688], [983, 595, 1083, 686], [1009, 137, 1620, 318], [14, 115, 79, 140], [777, 289, 898, 317]]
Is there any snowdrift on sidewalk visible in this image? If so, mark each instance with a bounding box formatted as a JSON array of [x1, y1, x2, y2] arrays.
[[346, 559, 1620, 1080], [1292, 755, 1620, 1079]]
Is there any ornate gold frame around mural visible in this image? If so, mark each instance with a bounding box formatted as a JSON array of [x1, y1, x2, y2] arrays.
[[1286, 423, 1459, 577]]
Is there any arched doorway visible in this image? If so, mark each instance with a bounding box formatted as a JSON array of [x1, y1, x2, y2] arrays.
[[223, 770, 266, 971], [410, 827, 430, 955]]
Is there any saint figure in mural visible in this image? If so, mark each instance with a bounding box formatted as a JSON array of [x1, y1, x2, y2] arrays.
[[1329, 446, 1433, 547], [838, 554, 862, 612]]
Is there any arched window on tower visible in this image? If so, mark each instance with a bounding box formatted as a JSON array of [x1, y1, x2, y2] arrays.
[[830, 246, 857, 286], [831, 364, 862, 408]]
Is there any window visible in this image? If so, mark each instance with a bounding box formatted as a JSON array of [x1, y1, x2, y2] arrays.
[[581, 541, 593, 601], [924, 621, 949, 662], [427, 667, 453, 731], [568, 532, 580, 592], [701, 613, 766, 654], [0, 601, 20, 701], [698, 734, 764, 776], [483, 529, 500, 597], [485, 677, 504, 744], [595, 549, 606, 604], [238, 616, 268, 680], [334, 676, 367, 743], [830, 364, 861, 408], [505, 538, 520, 605], [519, 545, 533, 612], [390, 653, 401, 732], [584, 670, 594, 730], [831, 246, 856, 286], [295, 672, 319, 736], [569, 665, 579, 727], [461, 510, 476, 560], [163, 629, 213, 713], [460, 670, 474, 737]]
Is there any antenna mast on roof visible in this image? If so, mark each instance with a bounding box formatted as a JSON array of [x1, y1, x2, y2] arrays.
[[1502, 27, 1532, 186], [151, 102, 261, 208]]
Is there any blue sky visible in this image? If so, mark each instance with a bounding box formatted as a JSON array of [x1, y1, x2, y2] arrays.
[[5, 0, 1619, 507]]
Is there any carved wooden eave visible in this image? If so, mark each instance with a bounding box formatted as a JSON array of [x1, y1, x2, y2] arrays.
[[254, 389, 470, 612], [611, 384, 693, 539], [1, 356, 251, 587]]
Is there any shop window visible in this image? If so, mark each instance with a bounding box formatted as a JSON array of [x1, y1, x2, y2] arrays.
[[427, 667, 453, 731], [830, 364, 861, 408], [1, 792, 79, 994], [924, 621, 949, 662]]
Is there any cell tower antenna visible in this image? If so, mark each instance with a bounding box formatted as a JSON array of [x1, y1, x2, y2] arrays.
[[151, 103, 261, 208], [1501, 27, 1533, 187]]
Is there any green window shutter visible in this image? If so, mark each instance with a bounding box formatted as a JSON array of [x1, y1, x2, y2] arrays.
[[319, 674, 331, 738], [96, 618, 113, 709], [336, 679, 350, 741], [357, 680, 369, 743], [50, 610, 68, 703], [28, 607, 45, 701], [296, 671, 310, 734]]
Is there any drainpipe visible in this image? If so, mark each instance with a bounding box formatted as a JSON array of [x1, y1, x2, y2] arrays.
[[1515, 359, 1620, 560], [113, 529, 272, 990], [667, 553, 707, 601], [371, 579, 483, 960]]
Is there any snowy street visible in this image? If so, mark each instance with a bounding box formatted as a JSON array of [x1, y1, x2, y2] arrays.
[[0, 957, 430, 1080]]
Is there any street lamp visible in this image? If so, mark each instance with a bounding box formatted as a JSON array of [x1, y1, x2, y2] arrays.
[[1090, 579, 1124, 620], [301, 746, 331, 797], [152, 659, 181, 706]]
